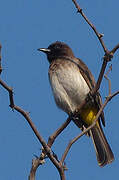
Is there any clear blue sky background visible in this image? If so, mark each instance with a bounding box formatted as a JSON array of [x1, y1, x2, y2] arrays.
[[0, 0, 119, 180]]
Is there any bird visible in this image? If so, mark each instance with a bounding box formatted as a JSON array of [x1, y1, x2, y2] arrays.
[[38, 41, 114, 167]]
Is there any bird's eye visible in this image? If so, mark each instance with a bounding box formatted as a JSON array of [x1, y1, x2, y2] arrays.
[[55, 44, 63, 50], [48, 42, 64, 52]]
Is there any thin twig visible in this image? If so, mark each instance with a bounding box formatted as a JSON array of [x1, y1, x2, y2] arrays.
[[104, 65, 112, 95], [72, 0, 108, 53], [110, 43, 119, 55], [48, 117, 71, 147], [0, 79, 15, 108]]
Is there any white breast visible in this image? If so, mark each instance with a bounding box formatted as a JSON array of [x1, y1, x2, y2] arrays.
[[49, 60, 90, 114]]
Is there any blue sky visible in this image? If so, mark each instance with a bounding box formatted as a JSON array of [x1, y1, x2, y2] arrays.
[[0, 0, 119, 180]]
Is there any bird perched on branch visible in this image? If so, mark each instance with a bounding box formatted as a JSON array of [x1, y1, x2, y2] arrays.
[[38, 41, 114, 167]]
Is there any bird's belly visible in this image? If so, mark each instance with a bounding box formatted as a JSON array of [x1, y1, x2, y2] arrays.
[[49, 61, 90, 114]]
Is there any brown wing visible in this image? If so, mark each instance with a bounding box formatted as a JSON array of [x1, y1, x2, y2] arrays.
[[75, 57, 105, 126]]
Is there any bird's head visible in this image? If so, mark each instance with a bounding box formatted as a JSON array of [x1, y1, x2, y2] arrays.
[[38, 41, 74, 63]]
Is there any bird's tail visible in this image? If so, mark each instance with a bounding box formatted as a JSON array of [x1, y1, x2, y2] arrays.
[[90, 124, 114, 167]]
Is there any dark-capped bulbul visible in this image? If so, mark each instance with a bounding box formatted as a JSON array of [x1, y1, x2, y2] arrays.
[[38, 41, 114, 167]]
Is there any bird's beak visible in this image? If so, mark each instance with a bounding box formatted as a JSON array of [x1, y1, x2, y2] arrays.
[[37, 48, 51, 53]]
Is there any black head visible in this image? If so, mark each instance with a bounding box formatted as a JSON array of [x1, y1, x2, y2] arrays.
[[38, 41, 75, 63]]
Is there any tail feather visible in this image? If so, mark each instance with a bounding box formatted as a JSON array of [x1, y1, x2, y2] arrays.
[[90, 125, 114, 167]]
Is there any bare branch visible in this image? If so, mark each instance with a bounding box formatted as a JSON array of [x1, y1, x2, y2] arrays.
[[92, 58, 108, 94], [32, 117, 71, 177], [29, 117, 71, 177], [111, 91, 119, 99], [104, 65, 112, 95], [60, 90, 119, 164], [72, 0, 108, 53], [29, 158, 45, 180], [72, 0, 118, 95], [0, 79, 15, 108], [0, 78, 66, 180], [110, 43, 119, 55], [48, 117, 71, 148], [0, 45, 66, 179]]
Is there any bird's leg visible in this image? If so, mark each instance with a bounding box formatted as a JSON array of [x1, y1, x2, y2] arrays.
[[86, 91, 95, 104], [69, 112, 84, 129]]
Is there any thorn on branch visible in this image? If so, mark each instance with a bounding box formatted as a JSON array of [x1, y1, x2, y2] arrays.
[[26, 111, 31, 116], [32, 157, 45, 168], [77, 8, 82, 13], [63, 162, 68, 171], [98, 33, 104, 38]]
